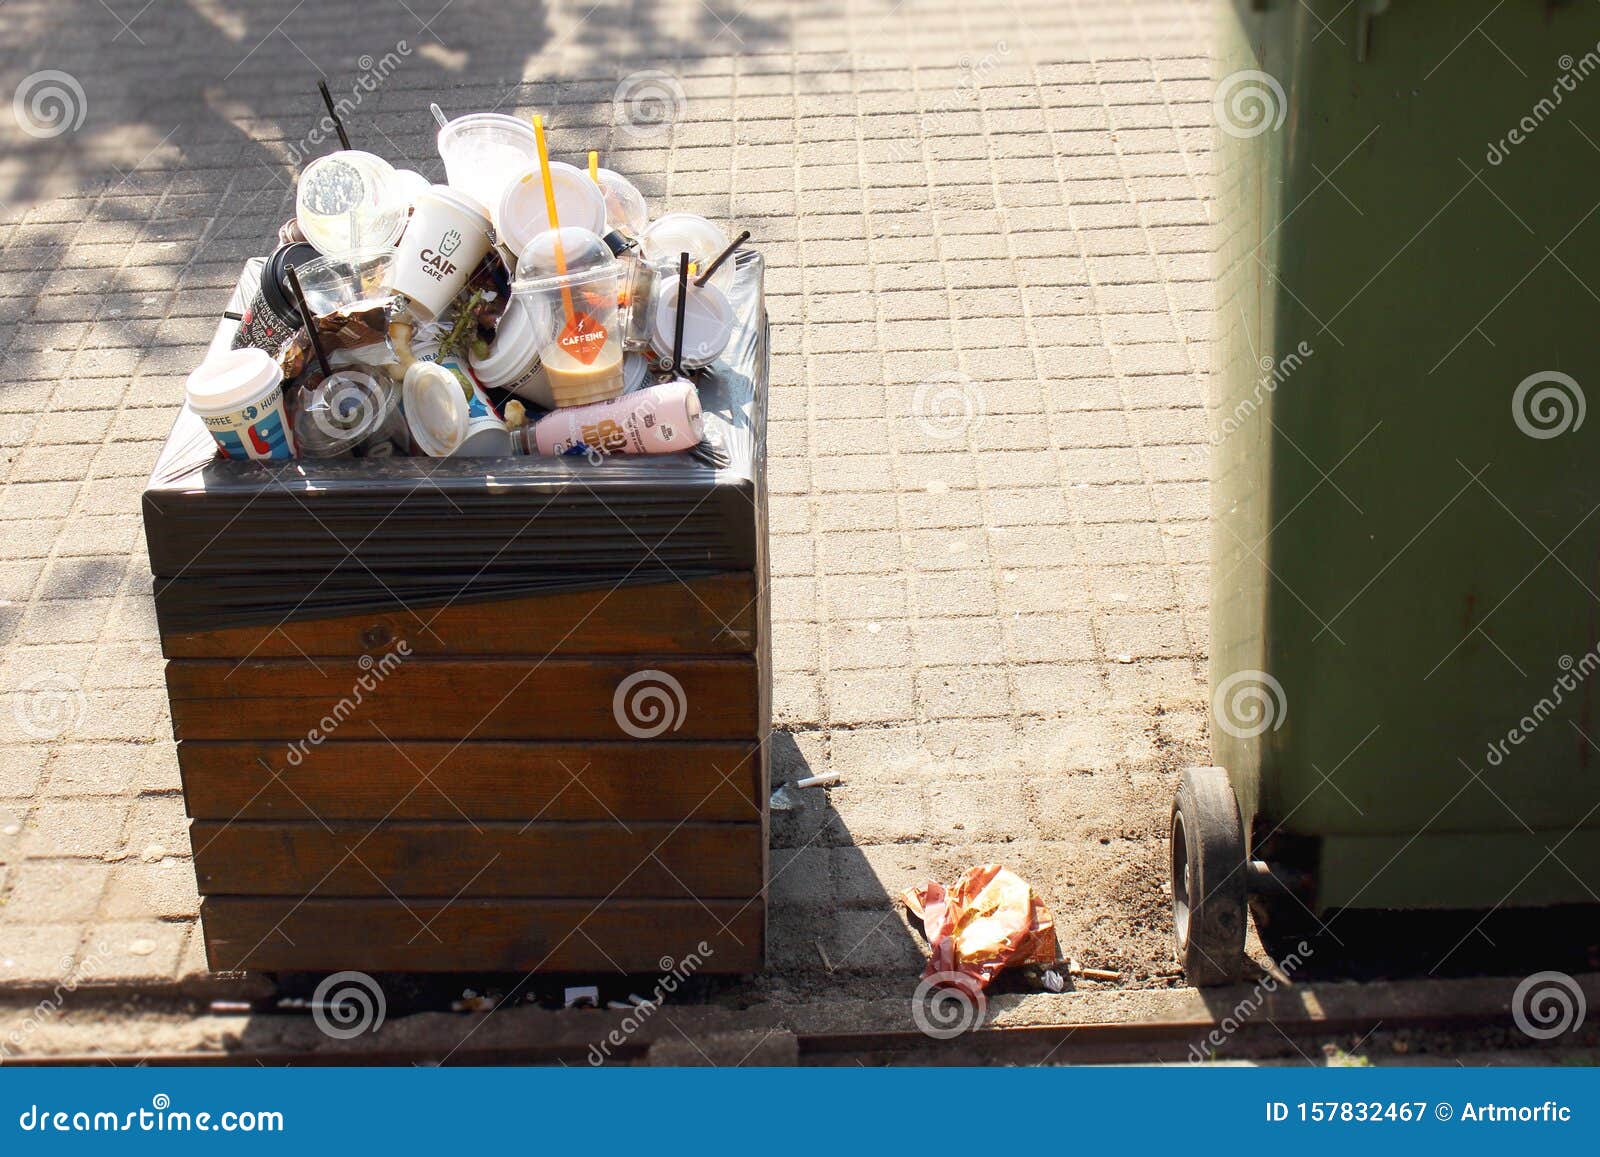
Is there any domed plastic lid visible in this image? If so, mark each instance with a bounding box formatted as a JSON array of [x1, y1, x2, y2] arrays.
[[512, 226, 616, 283]]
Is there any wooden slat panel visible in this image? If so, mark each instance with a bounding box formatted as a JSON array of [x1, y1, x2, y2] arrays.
[[179, 740, 762, 821], [201, 897, 763, 973], [191, 821, 763, 899], [159, 574, 759, 658], [166, 657, 758, 740]]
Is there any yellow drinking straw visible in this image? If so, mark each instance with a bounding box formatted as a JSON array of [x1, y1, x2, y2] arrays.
[[588, 150, 599, 184], [531, 115, 576, 327]]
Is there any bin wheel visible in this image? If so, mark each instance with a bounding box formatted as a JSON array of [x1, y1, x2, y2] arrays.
[[1170, 766, 1247, 986]]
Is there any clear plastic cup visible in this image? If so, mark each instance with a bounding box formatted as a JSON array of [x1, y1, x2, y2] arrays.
[[291, 246, 397, 317], [295, 369, 408, 458], [596, 168, 648, 238], [435, 114, 542, 220], [296, 151, 407, 257], [513, 252, 626, 409]]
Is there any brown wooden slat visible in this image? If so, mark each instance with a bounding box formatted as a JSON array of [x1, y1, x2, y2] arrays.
[[178, 740, 762, 821], [166, 657, 758, 740], [191, 821, 763, 899], [201, 897, 763, 973], [159, 574, 759, 658]]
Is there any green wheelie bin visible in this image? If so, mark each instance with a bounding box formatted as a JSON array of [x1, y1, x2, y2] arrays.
[[1174, 0, 1600, 984]]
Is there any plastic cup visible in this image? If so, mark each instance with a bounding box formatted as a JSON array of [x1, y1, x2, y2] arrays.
[[638, 212, 736, 296], [295, 369, 408, 458], [291, 246, 397, 317], [385, 185, 492, 321], [402, 358, 512, 456], [185, 347, 296, 460], [596, 168, 648, 238], [436, 113, 542, 220], [512, 270, 625, 408], [495, 162, 608, 259], [651, 279, 734, 370], [296, 151, 407, 257]]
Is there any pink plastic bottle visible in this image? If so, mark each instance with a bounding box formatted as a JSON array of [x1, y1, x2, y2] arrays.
[[518, 379, 704, 457]]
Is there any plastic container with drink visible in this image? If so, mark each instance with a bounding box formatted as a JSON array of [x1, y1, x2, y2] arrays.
[[435, 113, 541, 219], [511, 227, 625, 408]]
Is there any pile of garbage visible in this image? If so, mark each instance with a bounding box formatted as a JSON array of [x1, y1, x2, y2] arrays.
[[188, 94, 750, 465]]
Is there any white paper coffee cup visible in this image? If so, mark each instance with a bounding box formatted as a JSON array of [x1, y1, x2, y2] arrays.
[[385, 185, 492, 321]]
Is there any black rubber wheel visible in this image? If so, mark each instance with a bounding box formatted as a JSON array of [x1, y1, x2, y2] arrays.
[[1170, 766, 1247, 985]]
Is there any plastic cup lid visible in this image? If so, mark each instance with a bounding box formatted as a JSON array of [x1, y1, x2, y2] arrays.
[[651, 281, 734, 367], [402, 361, 469, 456], [495, 162, 608, 256], [185, 347, 282, 414]]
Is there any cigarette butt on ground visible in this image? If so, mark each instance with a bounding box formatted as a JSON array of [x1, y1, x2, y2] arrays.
[[816, 938, 834, 972], [1068, 958, 1123, 982], [796, 772, 841, 789]]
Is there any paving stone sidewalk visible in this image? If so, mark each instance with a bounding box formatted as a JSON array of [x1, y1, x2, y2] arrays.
[[0, 0, 1214, 992]]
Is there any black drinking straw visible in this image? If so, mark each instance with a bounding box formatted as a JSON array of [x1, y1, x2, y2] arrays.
[[694, 229, 750, 287], [673, 251, 690, 374], [318, 80, 352, 151], [283, 264, 332, 377]]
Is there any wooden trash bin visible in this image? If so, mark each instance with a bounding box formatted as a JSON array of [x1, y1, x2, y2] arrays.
[[142, 253, 771, 975]]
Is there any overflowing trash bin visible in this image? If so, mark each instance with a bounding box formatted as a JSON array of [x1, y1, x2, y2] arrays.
[[1175, 0, 1600, 983], [141, 98, 769, 974]]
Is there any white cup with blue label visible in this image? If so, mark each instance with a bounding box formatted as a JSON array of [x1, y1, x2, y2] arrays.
[[384, 185, 492, 321], [185, 347, 296, 460]]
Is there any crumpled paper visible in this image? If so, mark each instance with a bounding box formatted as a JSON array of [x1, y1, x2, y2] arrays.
[[902, 864, 1058, 991]]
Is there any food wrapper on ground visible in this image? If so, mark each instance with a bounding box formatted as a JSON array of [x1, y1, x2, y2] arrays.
[[902, 864, 1058, 991]]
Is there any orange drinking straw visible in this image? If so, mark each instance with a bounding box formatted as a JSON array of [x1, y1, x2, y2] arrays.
[[531, 115, 576, 326], [588, 150, 599, 184]]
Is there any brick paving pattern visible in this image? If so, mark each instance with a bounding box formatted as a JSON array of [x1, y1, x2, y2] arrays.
[[0, 0, 1213, 988]]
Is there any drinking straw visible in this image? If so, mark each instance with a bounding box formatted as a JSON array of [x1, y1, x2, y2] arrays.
[[531, 115, 577, 328], [283, 264, 332, 377], [317, 80, 352, 151], [672, 251, 690, 374], [430, 103, 449, 129], [588, 151, 600, 184], [694, 229, 750, 287]]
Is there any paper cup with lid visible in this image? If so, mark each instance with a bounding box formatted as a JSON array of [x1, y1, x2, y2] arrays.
[[185, 347, 296, 460], [469, 294, 557, 406], [494, 162, 608, 260], [385, 185, 492, 321], [436, 113, 542, 219], [638, 212, 736, 296], [296, 151, 408, 257], [402, 358, 513, 457], [651, 279, 734, 370]]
